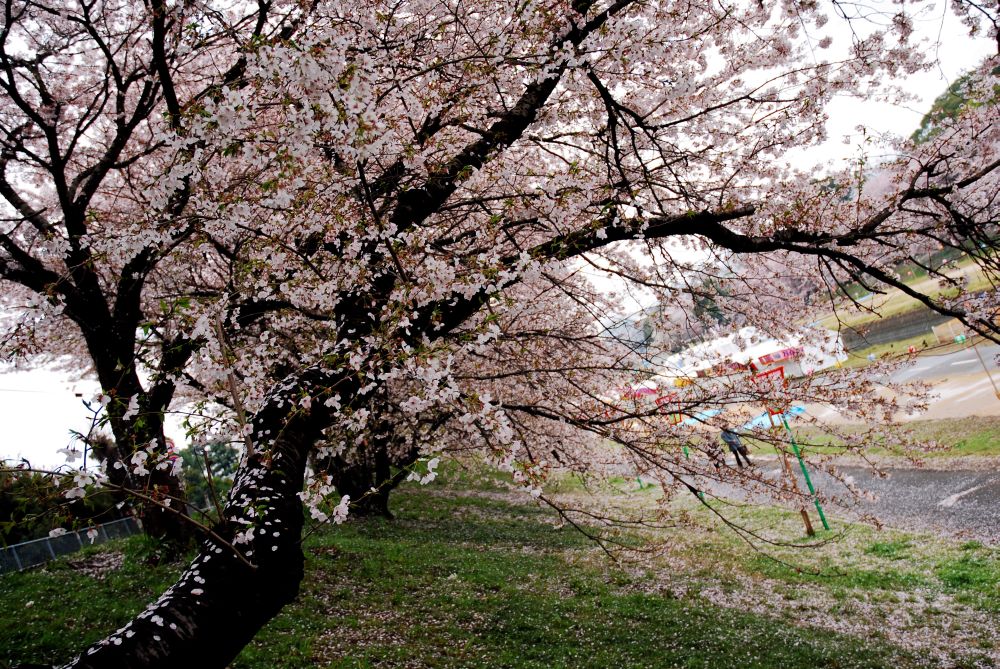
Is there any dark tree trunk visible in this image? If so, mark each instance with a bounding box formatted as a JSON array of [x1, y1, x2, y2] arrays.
[[319, 436, 419, 519], [40, 369, 347, 669], [97, 407, 193, 553], [58, 422, 316, 669], [327, 458, 393, 518], [81, 327, 194, 549]]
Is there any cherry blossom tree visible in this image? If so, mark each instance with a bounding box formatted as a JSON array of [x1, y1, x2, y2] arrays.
[[1, 0, 998, 666], [0, 0, 325, 543]]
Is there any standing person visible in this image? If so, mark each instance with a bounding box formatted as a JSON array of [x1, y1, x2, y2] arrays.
[[720, 428, 751, 468]]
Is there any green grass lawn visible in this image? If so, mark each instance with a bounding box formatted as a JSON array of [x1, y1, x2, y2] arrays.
[[749, 416, 1000, 459], [2, 480, 998, 669], [661, 500, 1000, 615]]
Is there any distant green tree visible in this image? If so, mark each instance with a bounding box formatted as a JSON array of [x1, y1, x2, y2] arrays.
[[0, 465, 124, 544], [179, 444, 240, 516], [692, 278, 730, 325], [912, 66, 1000, 144], [911, 76, 971, 144]]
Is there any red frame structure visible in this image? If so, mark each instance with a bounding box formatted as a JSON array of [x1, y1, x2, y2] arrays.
[[753, 366, 788, 427], [655, 393, 684, 425]]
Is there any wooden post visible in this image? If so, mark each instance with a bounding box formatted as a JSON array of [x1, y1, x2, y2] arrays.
[[783, 416, 830, 531], [781, 450, 815, 537]]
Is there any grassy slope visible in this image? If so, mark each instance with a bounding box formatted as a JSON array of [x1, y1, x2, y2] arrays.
[[815, 258, 992, 331], [661, 499, 1000, 615], [3, 480, 999, 669], [756, 415, 1000, 459], [247, 494, 911, 669], [0, 541, 184, 666]]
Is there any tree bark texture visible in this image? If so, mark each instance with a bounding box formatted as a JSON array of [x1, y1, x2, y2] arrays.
[[58, 423, 316, 668]]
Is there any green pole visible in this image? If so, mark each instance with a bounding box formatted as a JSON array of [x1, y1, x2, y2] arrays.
[[681, 444, 705, 501], [781, 415, 830, 531]]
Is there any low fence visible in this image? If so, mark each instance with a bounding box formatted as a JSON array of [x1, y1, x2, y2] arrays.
[[931, 318, 967, 343], [0, 517, 141, 575]]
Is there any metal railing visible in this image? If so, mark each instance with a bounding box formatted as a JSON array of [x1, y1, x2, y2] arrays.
[[0, 517, 140, 574]]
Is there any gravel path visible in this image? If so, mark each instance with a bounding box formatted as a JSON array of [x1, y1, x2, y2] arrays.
[[696, 458, 1000, 544]]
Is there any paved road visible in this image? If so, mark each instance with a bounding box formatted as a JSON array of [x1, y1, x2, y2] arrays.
[[808, 343, 1000, 420], [889, 343, 1000, 383], [701, 461, 1000, 544]]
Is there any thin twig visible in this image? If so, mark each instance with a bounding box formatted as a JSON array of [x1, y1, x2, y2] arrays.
[[214, 312, 254, 458]]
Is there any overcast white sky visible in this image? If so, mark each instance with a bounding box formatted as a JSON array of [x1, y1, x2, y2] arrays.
[[585, 5, 996, 315], [816, 5, 991, 166], [0, 368, 101, 468], [1, 6, 994, 467], [0, 366, 190, 469]]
